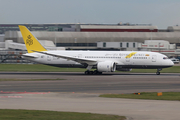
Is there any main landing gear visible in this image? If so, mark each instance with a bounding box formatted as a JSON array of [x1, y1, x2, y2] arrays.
[[156, 68, 162, 75], [85, 65, 102, 75], [84, 70, 102, 75]]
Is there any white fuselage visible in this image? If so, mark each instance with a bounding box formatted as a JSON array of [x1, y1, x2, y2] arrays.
[[23, 51, 174, 70]]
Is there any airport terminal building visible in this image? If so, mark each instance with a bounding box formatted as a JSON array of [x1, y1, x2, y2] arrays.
[[1, 23, 180, 49]]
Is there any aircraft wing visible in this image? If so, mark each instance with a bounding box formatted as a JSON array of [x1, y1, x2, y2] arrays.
[[33, 51, 98, 65]]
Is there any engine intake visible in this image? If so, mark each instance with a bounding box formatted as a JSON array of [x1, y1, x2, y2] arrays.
[[97, 61, 116, 72]]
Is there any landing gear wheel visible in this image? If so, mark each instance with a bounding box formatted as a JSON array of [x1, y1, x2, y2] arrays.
[[156, 68, 162, 75], [89, 71, 93, 75], [98, 72, 102, 75], [93, 70, 102, 75], [93, 70, 98, 75], [84, 70, 102, 75], [85, 71, 89, 75], [156, 72, 160, 75], [85, 71, 93, 75]]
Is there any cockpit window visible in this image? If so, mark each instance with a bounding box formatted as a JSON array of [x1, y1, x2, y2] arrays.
[[163, 57, 169, 59]]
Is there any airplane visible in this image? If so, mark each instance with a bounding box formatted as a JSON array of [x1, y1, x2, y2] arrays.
[[19, 25, 174, 75]]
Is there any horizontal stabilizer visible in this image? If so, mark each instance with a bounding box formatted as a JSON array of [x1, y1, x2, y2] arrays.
[[22, 54, 38, 58]]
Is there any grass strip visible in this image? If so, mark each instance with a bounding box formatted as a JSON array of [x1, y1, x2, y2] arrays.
[[0, 109, 126, 120], [100, 92, 180, 101], [0, 64, 86, 72], [130, 66, 180, 73], [0, 64, 179, 73], [0, 78, 65, 82]]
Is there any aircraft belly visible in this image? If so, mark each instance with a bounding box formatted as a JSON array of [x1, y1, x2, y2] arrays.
[[117, 65, 172, 69]]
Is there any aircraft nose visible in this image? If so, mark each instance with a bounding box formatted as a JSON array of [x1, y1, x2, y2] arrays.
[[169, 60, 174, 66]]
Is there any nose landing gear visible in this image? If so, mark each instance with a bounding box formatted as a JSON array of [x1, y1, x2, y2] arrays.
[[156, 68, 162, 75], [156, 72, 160, 75]]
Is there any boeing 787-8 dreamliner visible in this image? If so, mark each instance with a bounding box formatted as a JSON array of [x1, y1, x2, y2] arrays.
[[19, 25, 174, 75]]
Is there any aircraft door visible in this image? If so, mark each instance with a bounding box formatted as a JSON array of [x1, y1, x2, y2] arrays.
[[126, 58, 130, 62], [47, 55, 51, 61], [78, 54, 82, 58], [126, 57, 132, 65], [152, 55, 156, 62]]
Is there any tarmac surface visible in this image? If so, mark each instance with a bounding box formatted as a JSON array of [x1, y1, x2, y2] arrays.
[[0, 72, 180, 93], [0, 72, 180, 120]]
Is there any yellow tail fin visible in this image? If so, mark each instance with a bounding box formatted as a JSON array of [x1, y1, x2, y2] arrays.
[[19, 25, 47, 53]]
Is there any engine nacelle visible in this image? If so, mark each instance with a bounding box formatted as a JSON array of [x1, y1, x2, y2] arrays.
[[97, 61, 116, 72]]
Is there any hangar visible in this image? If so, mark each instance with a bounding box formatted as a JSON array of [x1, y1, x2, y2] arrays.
[[1, 24, 180, 50], [4, 29, 180, 50]]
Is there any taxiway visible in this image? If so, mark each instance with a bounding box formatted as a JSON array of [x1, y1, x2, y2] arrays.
[[0, 72, 180, 120]]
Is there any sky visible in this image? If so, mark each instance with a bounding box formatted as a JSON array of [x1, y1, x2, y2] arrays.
[[0, 0, 180, 29]]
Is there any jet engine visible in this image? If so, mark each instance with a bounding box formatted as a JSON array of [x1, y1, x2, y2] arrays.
[[97, 61, 116, 72]]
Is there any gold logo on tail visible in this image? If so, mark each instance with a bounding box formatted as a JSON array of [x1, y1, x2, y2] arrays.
[[26, 35, 33, 46]]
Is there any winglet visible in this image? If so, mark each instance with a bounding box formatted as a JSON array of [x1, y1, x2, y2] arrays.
[[19, 25, 47, 53]]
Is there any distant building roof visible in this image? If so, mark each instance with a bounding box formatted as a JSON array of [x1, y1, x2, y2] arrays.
[[144, 40, 169, 44], [4, 31, 180, 44], [80, 25, 158, 29], [167, 26, 180, 31]]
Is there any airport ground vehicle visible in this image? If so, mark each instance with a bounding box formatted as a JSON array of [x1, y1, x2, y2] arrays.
[[170, 58, 180, 64]]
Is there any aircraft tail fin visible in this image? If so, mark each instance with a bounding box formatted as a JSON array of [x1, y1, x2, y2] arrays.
[[19, 25, 47, 53]]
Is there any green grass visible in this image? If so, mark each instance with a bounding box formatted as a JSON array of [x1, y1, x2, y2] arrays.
[[0, 64, 179, 73], [0, 64, 86, 72], [0, 78, 64, 82], [100, 92, 180, 101], [0, 109, 126, 120], [130, 66, 180, 73]]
